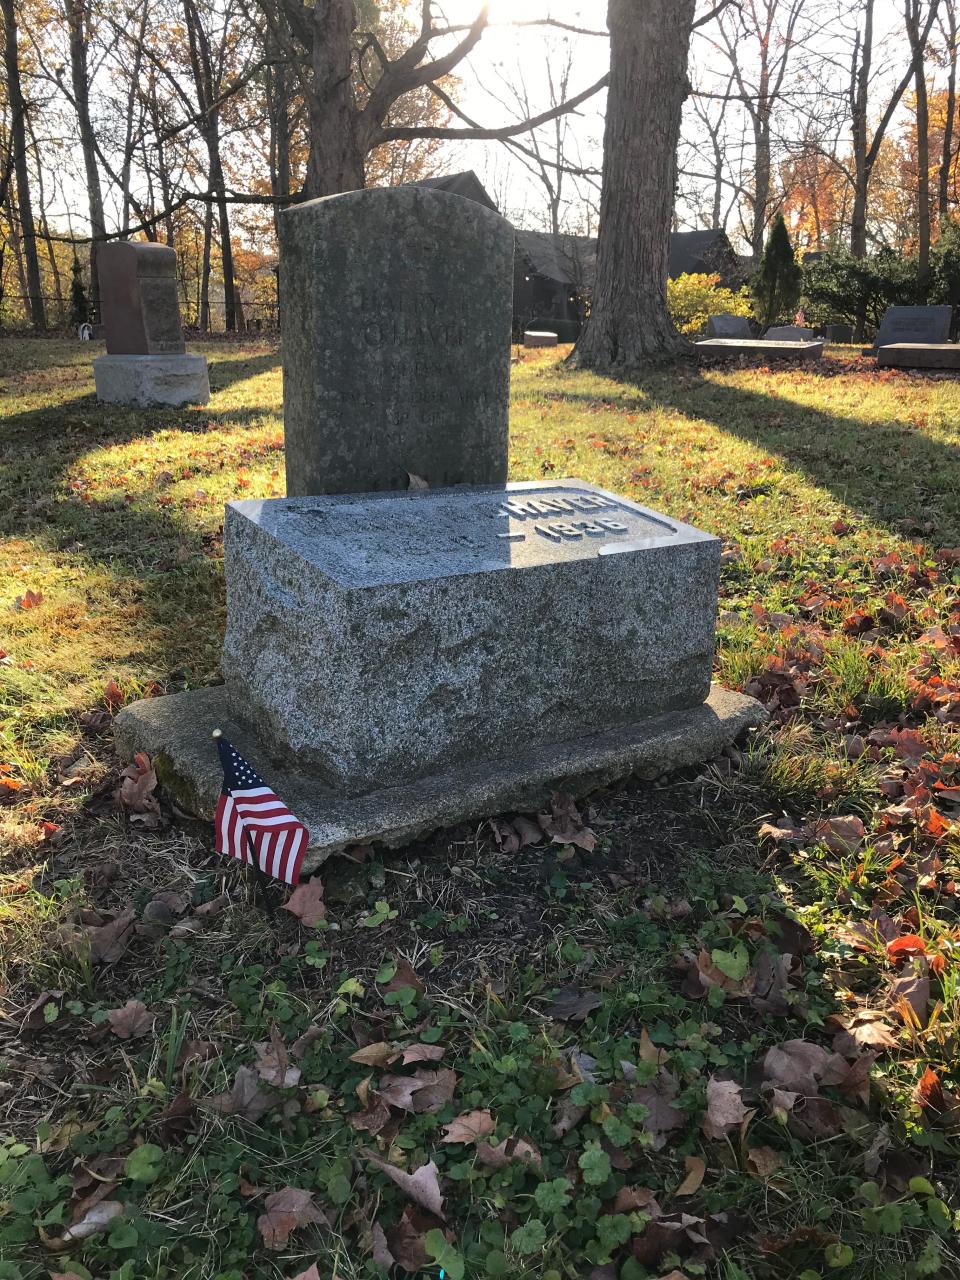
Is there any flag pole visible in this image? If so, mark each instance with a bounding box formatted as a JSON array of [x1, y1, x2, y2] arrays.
[[213, 729, 275, 916]]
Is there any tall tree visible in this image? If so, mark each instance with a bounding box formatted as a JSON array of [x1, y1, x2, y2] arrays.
[[1, 0, 44, 329], [906, 0, 935, 292], [63, 0, 107, 316], [259, 0, 609, 197], [572, 0, 700, 371]]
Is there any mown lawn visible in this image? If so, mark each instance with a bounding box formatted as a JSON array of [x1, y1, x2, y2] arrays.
[[1, 337, 959, 1280]]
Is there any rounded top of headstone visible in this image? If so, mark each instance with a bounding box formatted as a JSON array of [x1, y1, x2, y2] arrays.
[[99, 240, 178, 274], [282, 184, 513, 237]]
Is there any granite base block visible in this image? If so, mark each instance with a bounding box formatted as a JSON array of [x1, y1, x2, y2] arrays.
[[93, 354, 210, 407], [695, 338, 824, 362], [524, 331, 559, 348], [114, 684, 767, 873], [876, 343, 960, 370]]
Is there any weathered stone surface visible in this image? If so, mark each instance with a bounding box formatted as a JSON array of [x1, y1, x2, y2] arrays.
[[114, 682, 767, 871], [877, 342, 960, 369], [865, 304, 952, 354], [222, 481, 721, 795], [696, 338, 824, 362], [765, 325, 816, 342], [93, 354, 210, 407], [524, 330, 559, 347], [706, 314, 751, 339], [280, 187, 514, 497], [97, 241, 186, 356]]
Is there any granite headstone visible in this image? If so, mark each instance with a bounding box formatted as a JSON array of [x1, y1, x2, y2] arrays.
[[706, 314, 751, 339], [280, 187, 514, 497], [765, 324, 816, 342], [871, 305, 952, 351], [94, 241, 209, 406]]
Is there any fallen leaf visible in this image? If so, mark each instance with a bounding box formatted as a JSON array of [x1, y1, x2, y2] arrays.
[[539, 792, 596, 851], [676, 1155, 706, 1195], [19, 989, 66, 1033], [193, 892, 230, 918], [810, 814, 866, 854], [254, 1025, 301, 1088], [284, 877, 325, 927], [613, 1185, 662, 1215], [887, 934, 927, 962], [106, 999, 155, 1040], [86, 909, 136, 964], [489, 817, 519, 853], [410, 1067, 457, 1114], [257, 1186, 326, 1249], [442, 1109, 496, 1145], [204, 1065, 275, 1122], [889, 962, 930, 1024], [633, 1070, 685, 1149], [637, 1028, 668, 1067], [830, 1010, 898, 1055], [544, 987, 602, 1022], [350, 1041, 397, 1068], [362, 1152, 445, 1219], [371, 1221, 395, 1268], [746, 1146, 782, 1178], [407, 472, 429, 489], [763, 1040, 835, 1094], [289, 1267, 321, 1280], [512, 814, 544, 846], [385, 1205, 433, 1270], [14, 588, 43, 610], [45, 1199, 122, 1248], [702, 1078, 748, 1140], [401, 1043, 445, 1066], [116, 752, 161, 821], [476, 1135, 542, 1169], [384, 956, 425, 996]]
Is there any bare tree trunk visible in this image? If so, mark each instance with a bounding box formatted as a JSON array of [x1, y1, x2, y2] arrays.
[[938, 0, 957, 219], [200, 202, 212, 331], [25, 116, 64, 323], [1, 0, 45, 330], [4, 190, 29, 315], [120, 6, 149, 235], [65, 0, 107, 315], [304, 0, 365, 195], [907, 0, 933, 294], [573, 0, 694, 371]]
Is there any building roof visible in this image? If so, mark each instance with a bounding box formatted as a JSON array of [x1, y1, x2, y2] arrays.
[[668, 229, 733, 277], [410, 171, 500, 211], [516, 230, 597, 286]]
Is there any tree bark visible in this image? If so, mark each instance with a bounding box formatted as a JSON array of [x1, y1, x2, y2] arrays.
[[303, 0, 365, 195], [65, 0, 107, 316], [938, 0, 957, 219], [572, 0, 695, 372], [907, 0, 933, 294], [1, 0, 45, 330]]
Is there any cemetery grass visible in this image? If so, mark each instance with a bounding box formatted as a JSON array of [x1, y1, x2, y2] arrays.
[[1, 337, 959, 1279]]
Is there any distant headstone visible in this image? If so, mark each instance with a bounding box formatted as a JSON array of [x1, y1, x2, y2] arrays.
[[706, 314, 751, 339], [280, 187, 514, 498], [524, 330, 559, 348], [93, 241, 209, 406], [870, 305, 952, 352], [696, 338, 824, 363], [765, 325, 816, 342], [822, 323, 853, 343]]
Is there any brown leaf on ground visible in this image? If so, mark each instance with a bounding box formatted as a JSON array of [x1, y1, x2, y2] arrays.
[[409, 1068, 457, 1114], [254, 1025, 301, 1088], [539, 792, 596, 851], [808, 814, 866, 854], [613, 1185, 662, 1215], [512, 814, 545, 846], [371, 1221, 395, 1268], [204, 1065, 275, 1123], [637, 1028, 668, 1067], [350, 1081, 392, 1137], [289, 1267, 321, 1280], [106, 999, 155, 1040], [763, 1040, 836, 1094], [676, 1155, 707, 1195], [702, 1078, 748, 1140], [889, 961, 930, 1023], [633, 1070, 685, 1149], [758, 817, 804, 843], [19, 989, 66, 1033], [116, 752, 161, 823], [551, 1096, 588, 1137], [887, 934, 927, 962], [750, 950, 796, 1014], [762, 1086, 800, 1120], [157, 1092, 196, 1142], [442, 1109, 496, 1144], [696, 949, 756, 998], [385, 1205, 434, 1271], [290, 1025, 324, 1059], [349, 1041, 396, 1068], [829, 1010, 899, 1056], [45, 1199, 123, 1247], [176, 1039, 217, 1071], [362, 1153, 445, 1219], [401, 1043, 445, 1066], [544, 987, 602, 1022], [747, 1146, 782, 1178], [193, 892, 230, 919], [86, 909, 136, 964], [283, 877, 325, 927], [257, 1186, 327, 1249], [377, 1068, 453, 1113], [476, 1136, 542, 1169], [384, 957, 426, 996], [489, 817, 520, 853], [788, 1096, 845, 1140]]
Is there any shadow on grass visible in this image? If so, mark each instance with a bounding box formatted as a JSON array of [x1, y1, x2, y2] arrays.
[[542, 367, 960, 540], [207, 351, 281, 393]]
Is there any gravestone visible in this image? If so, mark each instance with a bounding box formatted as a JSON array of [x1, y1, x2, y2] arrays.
[[706, 314, 751, 339], [765, 324, 816, 342], [696, 338, 824, 363], [93, 242, 209, 406], [280, 187, 514, 497], [822, 323, 853, 343], [867, 304, 952, 354], [115, 480, 765, 867], [524, 330, 559, 348]]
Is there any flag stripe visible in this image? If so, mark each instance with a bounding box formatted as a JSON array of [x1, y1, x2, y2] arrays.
[[214, 737, 310, 887]]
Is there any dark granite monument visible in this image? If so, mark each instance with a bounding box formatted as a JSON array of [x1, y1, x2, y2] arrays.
[[93, 241, 209, 406], [706, 314, 751, 339], [280, 186, 514, 497], [865, 305, 953, 355]]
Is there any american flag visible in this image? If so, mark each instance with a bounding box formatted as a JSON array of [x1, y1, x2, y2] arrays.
[[214, 734, 309, 887]]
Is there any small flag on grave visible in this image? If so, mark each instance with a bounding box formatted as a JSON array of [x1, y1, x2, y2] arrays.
[[213, 731, 308, 887]]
